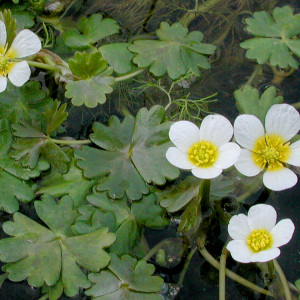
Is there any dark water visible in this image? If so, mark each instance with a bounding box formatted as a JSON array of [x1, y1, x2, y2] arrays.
[[0, 0, 299, 299]]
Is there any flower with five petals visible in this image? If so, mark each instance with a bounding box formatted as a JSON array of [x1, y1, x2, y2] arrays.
[[0, 20, 41, 92], [234, 104, 300, 191], [227, 204, 295, 263], [166, 115, 240, 179]]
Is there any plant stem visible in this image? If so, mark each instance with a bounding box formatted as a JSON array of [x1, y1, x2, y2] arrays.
[[143, 240, 168, 261], [179, 0, 223, 27], [178, 246, 197, 286], [245, 65, 262, 86], [38, 295, 48, 300], [49, 138, 91, 145], [26, 60, 61, 72], [195, 238, 273, 297], [219, 247, 227, 300], [115, 69, 146, 82], [293, 102, 300, 109], [273, 259, 292, 300], [200, 179, 211, 212]]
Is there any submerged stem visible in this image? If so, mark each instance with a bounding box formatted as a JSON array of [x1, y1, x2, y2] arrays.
[[115, 69, 146, 82], [178, 246, 197, 287], [196, 238, 273, 297], [273, 259, 292, 300], [219, 247, 227, 300]]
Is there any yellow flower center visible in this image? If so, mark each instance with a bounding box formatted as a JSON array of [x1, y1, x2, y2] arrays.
[[247, 228, 273, 253], [188, 140, 218, 168], [252, 134, 291, 171], [0, 53, 13, 77]]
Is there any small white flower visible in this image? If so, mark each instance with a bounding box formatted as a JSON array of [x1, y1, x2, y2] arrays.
[[166, 115, 240, 179], [227, 204, 295, 263], [234, 104, 300, 191], [0, 20, 41, 92]]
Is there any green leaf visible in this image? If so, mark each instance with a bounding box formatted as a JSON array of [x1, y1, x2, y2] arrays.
[[0, 195, 116, 297], [158, 175, 234, 213], [86, 253, 163, 299], [68, 51, 108, 80], [63, 14, 120, 49], [37, 153, 97, 207], [13, 10, 35, 31], [42, 281, 64, 300], [65, 71, 115, 108], [128, 22, 216, 79], [75, 106, 179, 200], [240, 6, 300, 68], [0, 9, 17, 47], [0, 82, 52, 124], [0, 119, 49, 213], [43, 100, 68, 135], [234, 85, 283, 122], [99, 43, 134, 74], [10, 120, 70, 172]]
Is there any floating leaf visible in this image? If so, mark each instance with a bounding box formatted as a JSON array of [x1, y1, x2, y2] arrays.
[[13, 10, 35, 31], [99, 43, 134, 74], [0, 195, 116, 297], [65, 68, 115, 108], [0, 82, 52, 124], [75, 106, 179, 200], [86, 253, 163, 299], [240, 6, 300, 68], [158, 175, 234, 213], [128, 22, 216, 79], [234, 85, 283, 122], [63, 14, 120, 49], [68, 51, 108, 80]]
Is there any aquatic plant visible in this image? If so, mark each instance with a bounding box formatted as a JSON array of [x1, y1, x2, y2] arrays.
[[0, 1, 299, 300]]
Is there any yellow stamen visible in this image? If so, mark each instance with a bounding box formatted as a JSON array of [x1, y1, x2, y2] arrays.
[[188, 140, 218, 168], [247, 228, 273, 253], [252, 134, 291, 171]]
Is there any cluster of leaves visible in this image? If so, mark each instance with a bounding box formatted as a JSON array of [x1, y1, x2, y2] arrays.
[[241, 6, 300, 69]]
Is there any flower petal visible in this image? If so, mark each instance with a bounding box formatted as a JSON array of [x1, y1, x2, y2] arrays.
[[265, 104, 300, 141], [271, 219, 295, 248], [247, 204, 277, 231], [263, 168, 297, 191], [227, 240, 252, 263], [7, 29, 41, 58], [286, 140, 300, 167], [228, 214, 251, 240], [234, 115, 265, 150], [8, 61, 31, 87], [214, 142, 240, 169], [166, 147, 195, 169], [234, 149, 262, 176], [0, 20, 7, 48], [250, 248, 280, 262], [169, 121, 200, 152], [199, 114, 233, 146], [0, 76, 7, 93], [191, 166, 222, 179]]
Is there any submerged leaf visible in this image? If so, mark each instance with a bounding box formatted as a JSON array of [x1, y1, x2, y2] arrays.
[[240, 6, 300, 68], [129, 22, 216, 79]]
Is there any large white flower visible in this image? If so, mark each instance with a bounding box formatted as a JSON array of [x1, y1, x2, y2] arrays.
[[0, 20, 41, 92], [227, 204, 295, 263], [166, 115, 240, 179], [234, 104, 300, 191]]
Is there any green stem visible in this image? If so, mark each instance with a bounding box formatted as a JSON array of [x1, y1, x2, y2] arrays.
[[179, 0, 223, 27], [49, 138, 91, 145], [219, 247, 227, 300], [293, 102, 300, 109], [273, 259, 292, 300], [200, 179, 211, 212], [38, 295, 48, 300], [177, 246, 197, 286], [115, 69, 146, 82], [143, 240, 168, 261], [246, 65, 262, 86], [25, 60, 61, 72], [196, 238, 273, 297]]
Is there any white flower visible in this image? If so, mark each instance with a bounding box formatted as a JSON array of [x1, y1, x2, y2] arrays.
[[0, 20, 41, 92], [227, 204, 295, 263], [166, 115, 241, 179], [234, 104, 300, 191]]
